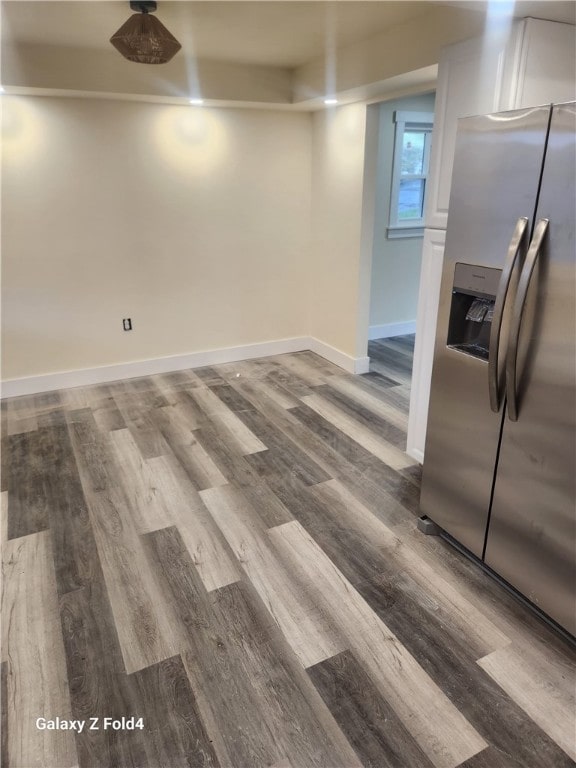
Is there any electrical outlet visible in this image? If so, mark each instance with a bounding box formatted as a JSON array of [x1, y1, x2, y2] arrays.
[[123, 318, 132, 331]]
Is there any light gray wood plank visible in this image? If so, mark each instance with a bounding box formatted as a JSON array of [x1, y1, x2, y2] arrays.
[[300, 393, 416, 471], [86, 487, 183, 674], [6, 409, 38, 435], [269, 520, 488, 768], [2, 531, 78, 768], [201, 484, 344, 668], [109, 428, 173, 533], [146, 453, 241, 592], [63, 385, 92, 409], [477, 641, 576, 761], [212, 409, 267, 455]]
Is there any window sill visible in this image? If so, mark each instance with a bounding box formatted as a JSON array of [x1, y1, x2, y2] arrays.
[[386, 225, 425, 240]]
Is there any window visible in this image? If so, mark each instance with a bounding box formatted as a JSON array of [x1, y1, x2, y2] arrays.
[[388, 111, 434, 239]]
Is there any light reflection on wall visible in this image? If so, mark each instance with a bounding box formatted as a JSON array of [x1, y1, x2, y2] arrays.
[[477, 0, 515, 93], [325, 103, 367, 176], [153, 106, 229, 176], [1, 96, 45, 166]]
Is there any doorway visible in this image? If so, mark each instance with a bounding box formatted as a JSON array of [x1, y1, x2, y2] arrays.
[[364, 92, 435, 409]]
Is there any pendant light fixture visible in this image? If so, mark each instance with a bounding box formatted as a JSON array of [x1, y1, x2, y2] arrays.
[[110, 1, 181, 65]]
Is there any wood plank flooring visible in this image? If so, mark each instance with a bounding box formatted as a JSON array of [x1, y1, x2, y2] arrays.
[[2, 337, 575, 768]]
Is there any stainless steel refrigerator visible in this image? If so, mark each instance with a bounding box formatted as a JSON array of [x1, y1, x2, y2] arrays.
[[419, 102, 575, 637]]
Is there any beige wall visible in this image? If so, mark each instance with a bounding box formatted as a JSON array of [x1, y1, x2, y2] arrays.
[[1, 96, 311, 379], [2, 43, 293, 105], [369, 92, 436, 329], [308, 104, 368, 359]]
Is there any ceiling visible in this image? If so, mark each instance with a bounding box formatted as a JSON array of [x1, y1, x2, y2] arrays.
[[2, 2, 442, 67], [2, 1, 574, 70]]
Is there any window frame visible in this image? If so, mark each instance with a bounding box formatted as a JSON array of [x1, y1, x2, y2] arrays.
[[387, 110, 434, 239]]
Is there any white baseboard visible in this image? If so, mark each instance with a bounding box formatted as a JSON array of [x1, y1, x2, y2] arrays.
[[308, 337, 370, 374], [368, 320, 416, 341], [1, 336, 371, 397], [406, 446, 424, 464]]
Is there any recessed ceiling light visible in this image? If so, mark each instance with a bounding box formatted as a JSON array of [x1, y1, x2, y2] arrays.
[[0, 86, 5, 94], [189, 98, 204, 105], [324, 98, 338, 105]]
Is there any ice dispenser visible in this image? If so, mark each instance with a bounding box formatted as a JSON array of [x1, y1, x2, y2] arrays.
[[447, 263, 502, 361]]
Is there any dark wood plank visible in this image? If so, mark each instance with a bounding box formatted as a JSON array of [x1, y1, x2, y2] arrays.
[[34, 390, 63, 409], [308, 650, 434, 768], [230, 383, 363, 479], [90, 384, 127, 432], [112, 386, 172, 460], [379, 335, 416, 359], [7, 431, 50, 538], [265, 367, 315, 399], [7, 425, 85, 540], [144, 525, 360, 768], [236, 483, 294, 529], [252, 471, 394, 589], [350, 456, 421, 516], [368, 340, 414, 374], [58, 555, 134, 767], [236, 408, 331, 487], [36, 424, 96, 594], [360, 370, 402, 388], [66, 408, 114, 492], [209, 384, 256, 413], [191, 422, 264, 487], [0, 434, 8, 493], [126, 655, 220, 768], [313, 384, 408, 448], [36, 408, 68, 428], [193, 366, 228, 386], [288, 403, 386, 468], [288, 404, 420, 517]]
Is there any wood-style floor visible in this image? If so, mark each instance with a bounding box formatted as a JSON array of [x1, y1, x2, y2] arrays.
[[2, 337, 575, 768]]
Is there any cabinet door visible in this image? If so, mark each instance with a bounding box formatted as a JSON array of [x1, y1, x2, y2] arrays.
[[406, 228, 445, 462], [425, 27, 522, 230], [514, 19, 576, 108]]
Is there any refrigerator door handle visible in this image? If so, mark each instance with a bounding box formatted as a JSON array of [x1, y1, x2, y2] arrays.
[[506, 217, 550, 421], [488, 217, 529, 412]]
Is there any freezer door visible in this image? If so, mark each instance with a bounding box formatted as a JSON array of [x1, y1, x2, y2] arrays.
[[420, 105, 551, 557], [485, 103, 576, 636]]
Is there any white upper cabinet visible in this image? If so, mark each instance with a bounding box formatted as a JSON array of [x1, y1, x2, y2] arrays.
[[426, 18, 576, 231]]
